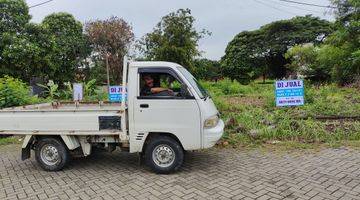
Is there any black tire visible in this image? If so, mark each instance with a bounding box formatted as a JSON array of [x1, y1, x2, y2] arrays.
[[145, 136, 184, 174], [35, 137, 70, 171]]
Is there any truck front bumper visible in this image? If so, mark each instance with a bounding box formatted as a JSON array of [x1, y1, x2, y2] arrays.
[[203, 119, 224, 149]]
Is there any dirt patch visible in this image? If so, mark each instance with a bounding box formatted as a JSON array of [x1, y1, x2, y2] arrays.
[[224, 96, 265, 107], [324, 121, 357, 133]]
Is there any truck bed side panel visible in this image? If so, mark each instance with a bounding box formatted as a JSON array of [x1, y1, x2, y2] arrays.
[[0, 111, 123, 133]]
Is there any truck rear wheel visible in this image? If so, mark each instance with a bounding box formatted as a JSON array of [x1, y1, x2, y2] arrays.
[[35, 137, 70, 171], [145, 136, 184, 174]]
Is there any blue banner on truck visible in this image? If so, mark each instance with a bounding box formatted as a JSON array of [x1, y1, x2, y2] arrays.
[[275, 80, 304, 107]]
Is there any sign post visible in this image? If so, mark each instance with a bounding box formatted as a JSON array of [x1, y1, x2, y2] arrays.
[[275, 80, 304, 107]]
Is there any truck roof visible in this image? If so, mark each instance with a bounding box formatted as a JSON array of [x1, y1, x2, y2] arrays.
[[130, 61, 182, 68]]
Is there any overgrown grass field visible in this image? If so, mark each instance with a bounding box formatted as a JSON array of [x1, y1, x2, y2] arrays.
[[202, 79, 360, 149]]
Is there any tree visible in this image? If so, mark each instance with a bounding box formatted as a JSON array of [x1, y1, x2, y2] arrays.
[[327, 0, 359, 84], [221, 30, 265, 84], [85, 16, 134, 84], [286, 1, 359, 85], [1, 23, 55, 82], [0, 0, 30, 33], [221, 15, 333, 83], [140, 8, 210, 69], [331, 0, 359, 27], [0, 0, 31, 79], [192, 59, 221, 81], [84, 60, 107, 85], [0, 0, 54, 82], [42, 12, 90, 83], [1, 1, 90, 84], [285, 44, 334, 82]]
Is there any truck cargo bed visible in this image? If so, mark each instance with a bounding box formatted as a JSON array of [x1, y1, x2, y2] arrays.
[[0, 102, 125, 135]]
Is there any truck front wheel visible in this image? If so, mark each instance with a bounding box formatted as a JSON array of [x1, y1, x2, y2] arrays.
[[35, 137, 70, 171], [145, 136, 184, 174]]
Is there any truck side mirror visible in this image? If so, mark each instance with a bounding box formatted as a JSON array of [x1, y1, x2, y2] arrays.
[[180, 84, 193, 99]]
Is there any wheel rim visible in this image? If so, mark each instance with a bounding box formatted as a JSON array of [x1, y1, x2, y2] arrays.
[[152, 144, 175, 168], [40, 144, 60, 166]]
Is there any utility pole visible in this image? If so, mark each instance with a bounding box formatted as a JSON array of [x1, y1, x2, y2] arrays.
[[106, 53, 110, 89]]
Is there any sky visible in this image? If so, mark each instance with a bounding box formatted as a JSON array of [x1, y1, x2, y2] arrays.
[[25, 0, 335, 60]]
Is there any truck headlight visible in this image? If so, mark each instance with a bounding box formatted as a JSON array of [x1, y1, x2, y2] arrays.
[[204, 115, 219, 128]]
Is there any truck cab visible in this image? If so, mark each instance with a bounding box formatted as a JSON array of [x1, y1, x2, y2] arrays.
[[3, 61, 224, 174], [128, 62, 224, 152], [126, 61, 224, 173]]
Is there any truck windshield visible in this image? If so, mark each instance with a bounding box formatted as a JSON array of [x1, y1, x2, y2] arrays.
[[177, 67, 209, 99]]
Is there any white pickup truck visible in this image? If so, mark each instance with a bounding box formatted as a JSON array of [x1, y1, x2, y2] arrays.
[[0, 60, 224, 174]]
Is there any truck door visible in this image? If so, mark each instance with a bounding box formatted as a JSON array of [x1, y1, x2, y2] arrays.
[[133, 67, 201, 150]]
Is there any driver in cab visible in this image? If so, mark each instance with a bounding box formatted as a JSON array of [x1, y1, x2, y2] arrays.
[[141, 74, 174, 96]]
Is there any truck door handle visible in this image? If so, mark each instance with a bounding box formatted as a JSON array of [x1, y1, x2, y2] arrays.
[[140, 104, 149, 108]]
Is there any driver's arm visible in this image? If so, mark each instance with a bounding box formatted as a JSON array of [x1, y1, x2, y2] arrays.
[[151, 87, 174, 95]]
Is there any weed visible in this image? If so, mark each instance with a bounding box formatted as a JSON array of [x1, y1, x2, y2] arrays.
[[203, 79, 360, 148]]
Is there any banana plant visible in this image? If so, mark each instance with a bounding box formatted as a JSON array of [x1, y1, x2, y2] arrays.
[[37, 80, 60, 99]]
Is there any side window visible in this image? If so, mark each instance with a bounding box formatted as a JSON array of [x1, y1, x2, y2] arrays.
[[138, 71, 192, 99]]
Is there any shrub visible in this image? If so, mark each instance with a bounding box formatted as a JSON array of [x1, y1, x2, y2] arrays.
[[84, 87, 107, 101], [0, 76, 40, 108]]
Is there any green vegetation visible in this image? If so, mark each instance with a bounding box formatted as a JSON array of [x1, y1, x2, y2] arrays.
[[286, 0, 359, 85], [0, 136, 21, 145], [0, 76, 42, 108], [42, 12, 90, 83], [193, 59, 221, 81], [1, 0, 357, 86], [203, 79, 360, 148], [221, 15, 333, 84], [0, 0, 133, 85], [37, 79, 107, 101], [0, 76, 108, 109], [139, 8, 210, 71], [221, 1, 359, 86], [0, 0, 90, 83]]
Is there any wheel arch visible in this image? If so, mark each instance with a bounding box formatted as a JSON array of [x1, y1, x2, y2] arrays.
[[141, 132, 184, 153], [25, 135, 79, 150]]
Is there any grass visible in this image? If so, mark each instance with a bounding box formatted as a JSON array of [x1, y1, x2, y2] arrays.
[[0, 136, 22, 145], [203, 78, 360, 149]]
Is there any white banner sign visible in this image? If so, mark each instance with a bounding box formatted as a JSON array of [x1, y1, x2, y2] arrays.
[[73, 83, 83, 101]]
